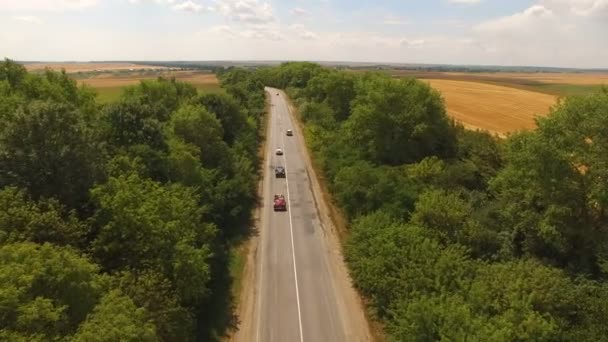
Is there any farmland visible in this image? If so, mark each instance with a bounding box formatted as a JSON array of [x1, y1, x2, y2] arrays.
[[386, 70, 608, 135], [23, 62, 167, 73], [75, 70, 223, 102], [421, 79, 557, 136]]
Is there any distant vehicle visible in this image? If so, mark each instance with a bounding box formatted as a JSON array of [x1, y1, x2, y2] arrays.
[[286, 129, 293, 136], [275, 148, 283, 155], [276, 92, 279, 95], [275, 166, 286, 178], [273, 194, 287, 211]]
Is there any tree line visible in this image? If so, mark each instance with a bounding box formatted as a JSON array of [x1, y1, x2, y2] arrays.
[[0, 59, 266, 341], [240, 62, 608, 341]]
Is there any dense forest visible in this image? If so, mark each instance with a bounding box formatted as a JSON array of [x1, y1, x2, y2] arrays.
[[234, 62, 607, 341], [0, 59, 266, 341], [3, 57, 608, 341]]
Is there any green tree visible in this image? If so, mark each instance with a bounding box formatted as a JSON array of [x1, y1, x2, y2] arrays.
[[170, 104, 231, 170], [198, 93, 248, 145], [103, 100, 168, 151], [345, 212, 473, 318], [305, 71, 356, 121], [0, 100, 103, 210], [344, 75, 456, 165], [0, 242, 103, 339], [0, 187, 86, 247], [491, 131, 594, 270], [72, 290, 158, 342], [115, 271, 195, 342], [91, 173, 216, 304]]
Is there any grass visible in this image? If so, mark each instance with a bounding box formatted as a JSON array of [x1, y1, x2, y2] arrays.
[[228, 242, 248, 302], [528, 83, 605, 97]]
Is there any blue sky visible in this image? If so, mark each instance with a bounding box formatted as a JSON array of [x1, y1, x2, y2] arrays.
[[0, 0, 607, 68]]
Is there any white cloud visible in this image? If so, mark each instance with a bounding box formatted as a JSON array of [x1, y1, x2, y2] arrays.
[[382, 15, 408, 25], [13, 15, 42, 24], [475, 5, 553, 32], [172, 1, 206, 12], [291, 7, 309, 16], [448, 0, 482, 4], [0, 0, 98, 11], [400, 39, 426, 47], [471, 1, 608, 67], [203, 23, 283, 40], [215, 0, 275, 24], [540, 0, 608, 16]]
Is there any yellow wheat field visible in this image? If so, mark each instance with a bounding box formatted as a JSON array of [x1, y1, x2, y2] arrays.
[[422, 79, 558, 136]]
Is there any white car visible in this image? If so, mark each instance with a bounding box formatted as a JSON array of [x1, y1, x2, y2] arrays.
[[275, 148, 283, 155], [286, 129, 293, 136]]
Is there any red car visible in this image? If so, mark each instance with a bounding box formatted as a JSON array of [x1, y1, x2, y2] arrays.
[[273, 194, 287, 211]]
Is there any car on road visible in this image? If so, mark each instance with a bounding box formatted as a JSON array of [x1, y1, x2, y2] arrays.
[[286, 129, 293, 136], [275, 148, 283, 155], [276, 92, 279, 96], [275, 166, 285, 178], [273, 194, 287, 211]]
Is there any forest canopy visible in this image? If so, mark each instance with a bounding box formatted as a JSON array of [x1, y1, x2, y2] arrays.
[[0, 59, 265, 341]]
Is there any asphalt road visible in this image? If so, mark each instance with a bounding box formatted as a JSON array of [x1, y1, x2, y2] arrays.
[[251, 88, 371, 342]]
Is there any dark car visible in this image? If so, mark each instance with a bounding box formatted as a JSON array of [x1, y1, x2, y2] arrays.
[[275, 166, 286, 178], [286, 129, 293, 136]]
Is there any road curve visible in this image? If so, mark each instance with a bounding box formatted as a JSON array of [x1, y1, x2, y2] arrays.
[[235, 87, 372, 342]]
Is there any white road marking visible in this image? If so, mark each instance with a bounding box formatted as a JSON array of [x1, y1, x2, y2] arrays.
[[279, 92, 305, 342]]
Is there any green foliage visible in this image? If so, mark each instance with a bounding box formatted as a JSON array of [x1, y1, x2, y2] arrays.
[[120, 78, 197, 121], [170, 104, 230, 170], [115, 271, 195, 342], [72, 290, 158, 342], [333, 161, 419, 220], [0, 187, 86, 246], [345, 75, 457, 165], [103, 100, 169, 151], [0, 242, 103, 339], [198, 93, 248, 145], [0, 61, 263, 341], [410, 189, 473, 244], [0, 100, 103, 210], [91, 173, 216, 304], [346, 212, 473, 318], [305, 71, 356, 121]]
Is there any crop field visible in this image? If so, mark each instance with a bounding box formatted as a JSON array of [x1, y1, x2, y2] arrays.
[[75, 71, 223, 102], [24, 62, 167, 73], [384, 70, 608, 135], [392, 70, 608, 97], [421, 79, 557, 136]]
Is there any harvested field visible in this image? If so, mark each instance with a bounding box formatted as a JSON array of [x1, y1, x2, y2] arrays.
[[389, 70, 608, 97], [76, 71, 222, 103], [422, 79, 557, 136], [78, 71, 218, 88], [443, 72, 608, 85], [25, 62, 166, 73]]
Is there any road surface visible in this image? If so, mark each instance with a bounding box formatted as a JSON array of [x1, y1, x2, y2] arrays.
[[233, 88, 372, 342]]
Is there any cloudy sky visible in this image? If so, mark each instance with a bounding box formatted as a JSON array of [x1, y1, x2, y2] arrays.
[[0, 0, 607, 68]]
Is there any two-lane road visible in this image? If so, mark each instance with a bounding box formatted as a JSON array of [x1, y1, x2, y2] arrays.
[[239, 88, 371, 342]]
